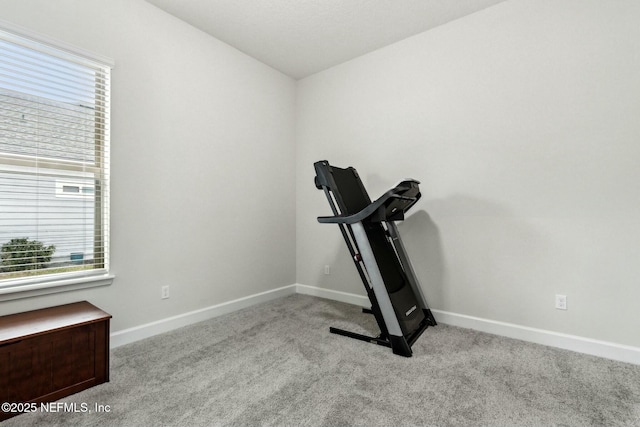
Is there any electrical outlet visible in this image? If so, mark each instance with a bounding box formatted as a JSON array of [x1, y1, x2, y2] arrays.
[[324, 265, 331, 275], [161, 285, 170, 299], [555, 294, 567, 310]]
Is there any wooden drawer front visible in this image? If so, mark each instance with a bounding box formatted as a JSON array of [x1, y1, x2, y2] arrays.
[[1, 324, 96, 404], [52, 325, 96, 391], [0, 350, 9, 403], [5, 337, 53, 403]]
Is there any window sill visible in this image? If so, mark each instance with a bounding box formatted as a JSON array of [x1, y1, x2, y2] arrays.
[[0, 273, 115, 302]]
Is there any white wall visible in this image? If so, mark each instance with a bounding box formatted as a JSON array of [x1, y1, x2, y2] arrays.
[[0, 0, 296, 332], [2, 0, 639, 353], [296, 0, 640, 348]]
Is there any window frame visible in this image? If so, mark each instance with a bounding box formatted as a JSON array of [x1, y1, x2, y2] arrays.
[[0, 20, 114, 301]]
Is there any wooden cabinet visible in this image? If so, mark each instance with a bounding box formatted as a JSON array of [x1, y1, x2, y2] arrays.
[[0, 301, 111, 421]]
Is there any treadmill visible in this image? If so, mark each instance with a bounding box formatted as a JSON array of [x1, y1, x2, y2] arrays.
[[314, 160, 436, 357]]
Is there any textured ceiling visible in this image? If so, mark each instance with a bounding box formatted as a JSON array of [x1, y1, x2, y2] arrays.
[[145, 0, 507, 79]]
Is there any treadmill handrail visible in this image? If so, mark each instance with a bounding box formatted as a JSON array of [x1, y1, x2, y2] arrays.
[[317, 180, 420, 225]]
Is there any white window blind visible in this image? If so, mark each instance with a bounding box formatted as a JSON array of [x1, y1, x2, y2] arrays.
[[0, 25, 112, 293]]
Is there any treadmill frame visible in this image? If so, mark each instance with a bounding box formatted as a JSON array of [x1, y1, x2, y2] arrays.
[[314, 160, 436, 357]]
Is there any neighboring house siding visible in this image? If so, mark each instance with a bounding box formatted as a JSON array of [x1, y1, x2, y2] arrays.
[[0, 174, 95, 263]]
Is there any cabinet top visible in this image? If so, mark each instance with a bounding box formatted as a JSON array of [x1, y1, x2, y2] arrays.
[[0, 301, 111, 344]]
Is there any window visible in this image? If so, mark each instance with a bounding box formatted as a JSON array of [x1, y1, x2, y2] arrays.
[[0, 24, 113, 299]]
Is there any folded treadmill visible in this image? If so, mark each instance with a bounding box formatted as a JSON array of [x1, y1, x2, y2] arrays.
[[314, 160, 436, 357]]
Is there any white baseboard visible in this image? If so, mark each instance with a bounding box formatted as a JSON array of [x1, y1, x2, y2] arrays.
[[110, 284, 297, 348], [296, 284, 640, 366], [431, 309, 640, 366], [295, 283, 369, 306], [109, 282, 640, 365]]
